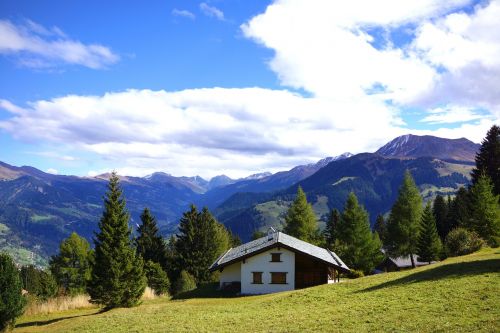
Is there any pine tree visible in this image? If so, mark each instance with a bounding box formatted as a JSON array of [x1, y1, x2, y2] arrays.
[[374, 214, 387, 244], [87, 172, 146, 309], [135, 208, 168, 270], [448, 187, 471, 228], [469, 174, 500, 245], [324, 209, 340, 247], [417, 203, 442, 264], [20, 266, 58, 301], [386, 170, 423, 268], [433, 195, 450, 241], [50, 232, 92, 296], [471, 125, 500, 196], [283, 186, 318, 243], [334, 193, 384, 274], [0, 253, 26, 332], [175, 205, 230, 284]]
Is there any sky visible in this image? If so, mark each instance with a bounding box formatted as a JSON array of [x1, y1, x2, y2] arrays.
[[0, 0, 499, 179]]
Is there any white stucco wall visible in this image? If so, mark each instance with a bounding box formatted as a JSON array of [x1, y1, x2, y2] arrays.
[[240, 247, 295, 294], [219, 262, 241, 287]]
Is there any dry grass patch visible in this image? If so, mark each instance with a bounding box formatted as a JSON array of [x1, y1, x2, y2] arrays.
[[24, 295, 95, 316]]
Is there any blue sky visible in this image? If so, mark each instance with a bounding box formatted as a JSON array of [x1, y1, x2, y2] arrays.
[[0, 0, 498, 178]]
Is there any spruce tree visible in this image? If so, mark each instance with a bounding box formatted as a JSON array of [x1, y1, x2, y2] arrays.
[[144, 261, 170, 296], [471, 125, 500, 196], [324, 208, 340, 247], [469, 174, 500, 245], [448, 187, 471, 228], [0, 253, 26, 332], [386, 170, 423, 268], [433, 195, 450, 241], [374, 214, 387, 244], [135, 208, 168, 270], [175, 205, 230, 284], [417, 203, 442, 264], [334, 193, 383, 274], [50, 232, 92, 296], [87, 172, 146, 309], [283, 186, 318, 243]]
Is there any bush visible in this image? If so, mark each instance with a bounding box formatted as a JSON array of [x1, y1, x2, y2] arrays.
[[348, 269, 365, 279], [445, 228, 485, 257], [0, 253, 26, 332], [144, 261, 170, 296], [174, 270, 197, 294], [20, 265, 58, 301]]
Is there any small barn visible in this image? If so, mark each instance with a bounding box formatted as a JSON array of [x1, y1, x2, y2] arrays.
[[376, 254, 435, 272], [209, 228, 350, 295]]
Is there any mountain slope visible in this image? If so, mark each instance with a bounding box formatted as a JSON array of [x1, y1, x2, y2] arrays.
[[376, 134, 479, 161]]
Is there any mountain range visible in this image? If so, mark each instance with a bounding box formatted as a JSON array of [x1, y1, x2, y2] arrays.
[[0, 135, 479, 265]]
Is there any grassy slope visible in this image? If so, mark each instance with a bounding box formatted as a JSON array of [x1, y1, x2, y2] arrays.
[[15, 248, 500, 333]]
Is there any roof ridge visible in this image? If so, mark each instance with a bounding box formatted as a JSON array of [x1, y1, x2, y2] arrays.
[[326, 248, 341, 266], [216, 248, 232, 266]]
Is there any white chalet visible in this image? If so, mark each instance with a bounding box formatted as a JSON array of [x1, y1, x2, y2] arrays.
[[209, 228, 350, 295]]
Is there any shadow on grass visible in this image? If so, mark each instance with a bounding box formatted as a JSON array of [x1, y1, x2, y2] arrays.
[[16, 309, 102, 328], [360, 259, 500, 293], [172, 282, 241, 300]]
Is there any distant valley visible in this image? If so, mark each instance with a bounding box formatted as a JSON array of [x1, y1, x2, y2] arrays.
[[0, 135, 478, 265]]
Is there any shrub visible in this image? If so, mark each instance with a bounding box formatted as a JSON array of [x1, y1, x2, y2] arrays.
[[348, 269, 365, 279], [445, 228, 484, 257], [0, 253, 26, 332], [144, 261, 170, 296], [174, 270, 197, 294]]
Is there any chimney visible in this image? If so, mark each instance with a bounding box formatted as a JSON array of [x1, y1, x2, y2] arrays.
[[267, 227, 276, 240]]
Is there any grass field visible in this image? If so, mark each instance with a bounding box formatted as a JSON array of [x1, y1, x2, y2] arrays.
[[14, 248, 500, 333]]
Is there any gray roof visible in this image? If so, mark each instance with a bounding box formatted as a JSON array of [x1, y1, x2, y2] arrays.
[[209, 231, 350, 272], [387, 254, 435, 268]]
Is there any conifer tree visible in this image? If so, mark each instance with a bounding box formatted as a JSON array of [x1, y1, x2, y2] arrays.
[[87, 172, 146, 309], [283, 186, 318, 243], [334, 193, 383, 274], [417, 203, 442, 264], [175, 205, 230, 284], [374, 214, 387, 244], [433, 195, 450, 241], [471, 125, 500, 196], [135, 208, 168, 270], [50, 232, 92, 296], [469, 174, 500, 245], [448, 187, 471, 228], [386, 170, 423, 268], [0, 253, 26, 332], [324, 208, 340, 247], [144, 261, 170, 296]]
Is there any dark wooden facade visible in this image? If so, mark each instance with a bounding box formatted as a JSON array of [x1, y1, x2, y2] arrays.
[[294, 252, 329, 289]]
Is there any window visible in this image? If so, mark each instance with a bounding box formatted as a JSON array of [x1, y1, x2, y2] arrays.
[[252, 272, 263, 284], [270, 272, 287, 284], [270, 253, 282, 262]]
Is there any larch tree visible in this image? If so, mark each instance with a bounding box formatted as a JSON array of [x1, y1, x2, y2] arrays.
[[135, 207, 168, 270], [471, 125, 500, 196], [49, 232, 93, 296], [386, 170, 423, 268], [283, 186, 318, 243], [87, 172, 146, 309], [334, 192, 383, 274], [469, 174, 500, 245], [417, 203, 442, 264]]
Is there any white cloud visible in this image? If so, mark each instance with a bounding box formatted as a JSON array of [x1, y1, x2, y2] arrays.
[[172, 9, 196, 20], [420, 105, 490, 124], [0, 19, 119, 69], [46, 168, 59, 174], [200, 3, 225, 21]]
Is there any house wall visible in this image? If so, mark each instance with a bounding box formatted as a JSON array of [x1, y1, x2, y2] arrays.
[[219, 262, 241, 287], [240, 247, 295, 294]]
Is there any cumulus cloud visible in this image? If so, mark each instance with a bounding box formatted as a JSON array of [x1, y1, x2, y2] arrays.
[[0, 19, 119, 69], [420, 105, 490, 124], [199, 3, 225, 21], [172, 9, 196, 20], [46, 168, 59, 174]]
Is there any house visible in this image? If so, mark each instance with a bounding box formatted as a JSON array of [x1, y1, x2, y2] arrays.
[[376, 253, 435, 272], [209, 228, 350, 295]]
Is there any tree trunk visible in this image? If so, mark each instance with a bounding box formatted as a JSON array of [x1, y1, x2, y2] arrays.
[[410, 253, 416, 268]]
